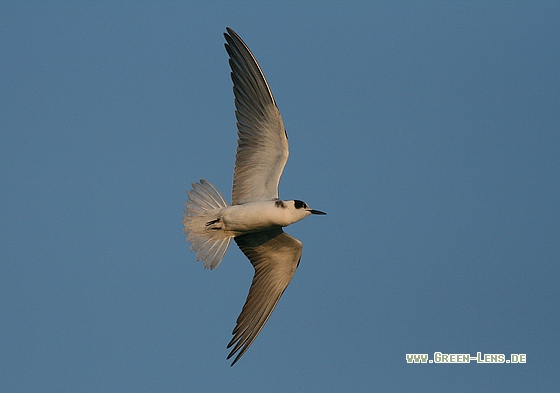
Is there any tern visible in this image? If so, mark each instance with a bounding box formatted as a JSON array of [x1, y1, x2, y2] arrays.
[[183, 27, 326, 366]]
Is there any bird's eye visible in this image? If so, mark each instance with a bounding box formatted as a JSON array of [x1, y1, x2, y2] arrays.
[[294, 200, 307, 209]]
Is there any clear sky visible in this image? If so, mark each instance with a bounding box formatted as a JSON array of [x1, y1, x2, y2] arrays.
[[1, 2, 559, 392]]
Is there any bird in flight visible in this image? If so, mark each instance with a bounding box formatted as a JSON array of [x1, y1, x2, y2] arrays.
[[183, 27, 326, 366]]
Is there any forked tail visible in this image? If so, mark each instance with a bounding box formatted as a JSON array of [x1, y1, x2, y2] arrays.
[[183, 179, 232, 269]]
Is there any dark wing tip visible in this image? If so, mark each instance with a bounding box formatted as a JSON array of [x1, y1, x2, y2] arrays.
[[227, 350, 243, 367], [224, 27, 240, 44]]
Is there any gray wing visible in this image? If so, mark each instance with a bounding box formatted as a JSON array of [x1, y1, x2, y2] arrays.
[[227, 227, 302, 366], [224, 28, 289, 205]]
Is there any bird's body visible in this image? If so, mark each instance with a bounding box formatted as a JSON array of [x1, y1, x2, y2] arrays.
[[183, 28, 325, 366], [206, 200, 313, 235]]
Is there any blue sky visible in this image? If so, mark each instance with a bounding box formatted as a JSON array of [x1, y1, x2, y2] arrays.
[[1, 2, 559, 392]]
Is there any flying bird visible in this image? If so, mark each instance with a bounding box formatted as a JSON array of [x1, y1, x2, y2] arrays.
[[183, 27, 326, 366]]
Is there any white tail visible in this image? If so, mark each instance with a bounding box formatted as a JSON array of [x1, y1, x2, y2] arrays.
[[183, 179, 232, 269]]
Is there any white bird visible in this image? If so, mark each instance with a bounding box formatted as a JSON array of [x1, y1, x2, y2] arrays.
[[183, 27, 325, 366]]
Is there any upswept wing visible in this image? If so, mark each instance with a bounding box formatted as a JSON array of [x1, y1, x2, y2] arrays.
[[227, 227, 302, 366], [224, 28, 289, 205]]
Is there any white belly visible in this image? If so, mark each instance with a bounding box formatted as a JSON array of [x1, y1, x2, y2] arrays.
[[220, 201, 293, 234]]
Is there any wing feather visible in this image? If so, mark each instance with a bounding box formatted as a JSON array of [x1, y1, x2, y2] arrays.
[[224, 28, 289, 204], [227, 227, 302, 366]]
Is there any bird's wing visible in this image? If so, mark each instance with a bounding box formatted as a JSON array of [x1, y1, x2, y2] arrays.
[[228, 227, 302, 366], [224, 28, 289, 205]]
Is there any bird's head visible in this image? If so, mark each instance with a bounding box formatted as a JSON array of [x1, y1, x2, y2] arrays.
[[293, 199, 326, 217]]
